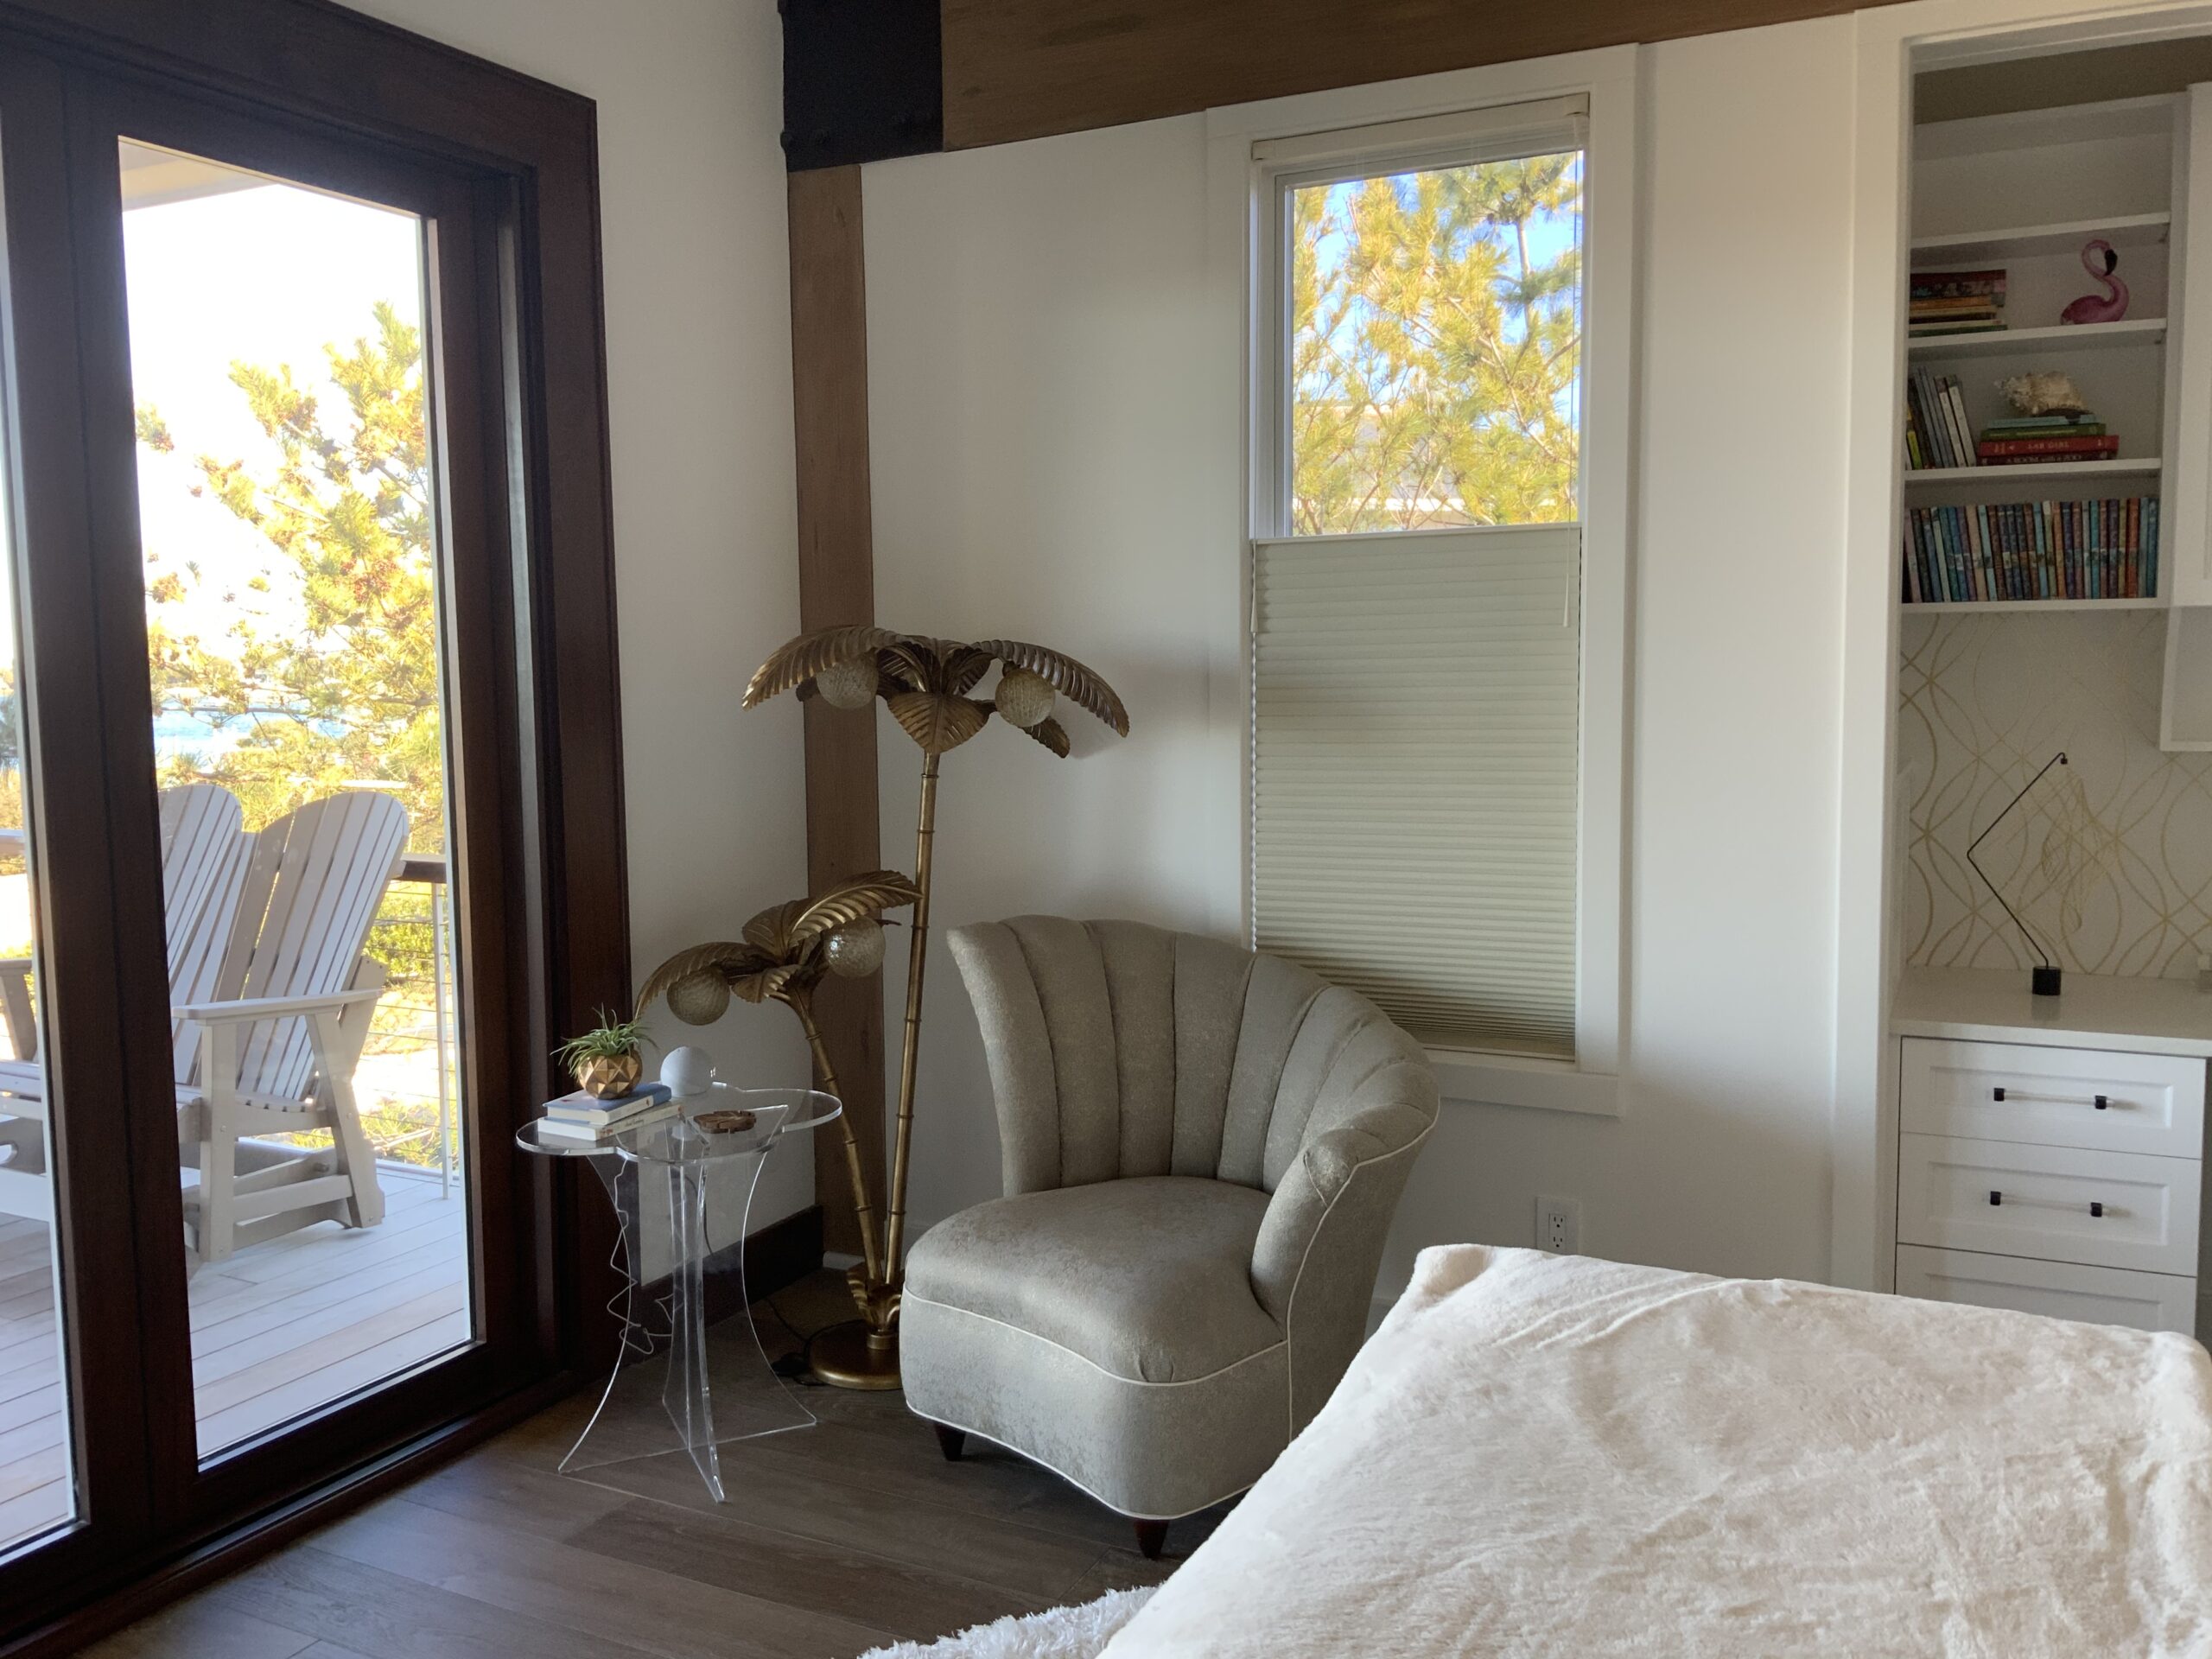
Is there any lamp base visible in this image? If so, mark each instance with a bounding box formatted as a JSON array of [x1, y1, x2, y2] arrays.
[[805, 1319, 902, 1390], [2031, 964, 2063, 998]]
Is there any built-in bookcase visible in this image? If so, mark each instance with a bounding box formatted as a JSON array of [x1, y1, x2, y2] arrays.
[[1903, 96, 2181, 615]]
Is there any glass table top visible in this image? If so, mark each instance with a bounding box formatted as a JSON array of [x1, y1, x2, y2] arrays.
[[516, 1083, 840, 1166]]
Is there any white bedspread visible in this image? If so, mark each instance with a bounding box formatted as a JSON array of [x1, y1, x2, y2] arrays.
[[1105, 1246, 2212, 1656]]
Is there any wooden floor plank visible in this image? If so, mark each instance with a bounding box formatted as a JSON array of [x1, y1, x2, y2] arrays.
[[0, 1471, 69, 1544], [79, 1594, 319, 1659], [574, 1487, 1043, 1643], [196, 1307, 472, 1452], [315, 1492, 898, 1659], [1, 1170, 472, 1551], [211, 1544, 661, 1659], [93, 1268, 1206, 1659], [523, 1422, 1111, 1606]]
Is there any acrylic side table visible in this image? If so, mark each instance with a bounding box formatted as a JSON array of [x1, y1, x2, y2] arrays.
[[518, 1084, 840, 1501]]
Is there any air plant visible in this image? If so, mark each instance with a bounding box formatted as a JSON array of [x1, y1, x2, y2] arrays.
[[554, 1008, 654, 1098], [637, 871, 921, 1317], [741, 627, 1128, 1381]]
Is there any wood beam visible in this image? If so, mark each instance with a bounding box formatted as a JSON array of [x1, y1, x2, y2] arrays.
[[785, 166, 887, 1261], [939, 0, 1905, 152]]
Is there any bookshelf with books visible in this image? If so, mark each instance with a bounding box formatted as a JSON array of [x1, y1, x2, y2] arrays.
[[1901, 96, 2180, 612]]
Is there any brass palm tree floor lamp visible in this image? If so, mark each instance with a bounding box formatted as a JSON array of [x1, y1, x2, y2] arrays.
[[741, 627, 1129, 1388]]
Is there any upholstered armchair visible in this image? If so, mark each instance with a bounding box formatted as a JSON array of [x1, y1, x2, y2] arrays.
[[901, 917, 1438, 1557]]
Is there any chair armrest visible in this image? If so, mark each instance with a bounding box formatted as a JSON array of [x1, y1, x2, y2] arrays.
[[174, 986, 382, 1023], [0, 958, 34, 1063], [1249, 1090, 1435, 1328]]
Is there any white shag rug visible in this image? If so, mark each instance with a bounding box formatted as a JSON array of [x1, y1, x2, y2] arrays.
[[856, 1586, 1155, 1659]]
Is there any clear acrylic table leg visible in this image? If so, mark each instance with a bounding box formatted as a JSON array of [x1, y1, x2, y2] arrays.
[[662, 1154, 723, 1499], [556, 1154, 657, 1477], [555, 1132, 817, 1502]]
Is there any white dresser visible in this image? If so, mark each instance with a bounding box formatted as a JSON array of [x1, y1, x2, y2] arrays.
[[1892, 968, 2212, 1337]]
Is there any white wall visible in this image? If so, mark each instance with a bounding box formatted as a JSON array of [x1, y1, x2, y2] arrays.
[[864, 16, 1859, 1293], [334, 0, 817, 1237]]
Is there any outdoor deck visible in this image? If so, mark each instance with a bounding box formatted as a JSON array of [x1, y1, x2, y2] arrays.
[[0, 1165, 470, 1551]]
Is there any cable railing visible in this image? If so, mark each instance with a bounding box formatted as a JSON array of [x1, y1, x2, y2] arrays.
[[361, 855, 459, 1194]]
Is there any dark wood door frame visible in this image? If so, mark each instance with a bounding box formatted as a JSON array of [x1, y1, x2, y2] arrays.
[[0, 0, 629, 1643]]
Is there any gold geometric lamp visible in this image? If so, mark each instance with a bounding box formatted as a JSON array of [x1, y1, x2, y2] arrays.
[[743, 626, 1129, 1388]]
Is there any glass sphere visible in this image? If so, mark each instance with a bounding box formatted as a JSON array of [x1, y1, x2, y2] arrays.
[[666, 969, 732, 1026], [823, 918, 886, 978], [994, 666, 1057, 729], [815, 656, 879, 710]]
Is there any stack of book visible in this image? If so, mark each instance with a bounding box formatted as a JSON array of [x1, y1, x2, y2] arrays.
[[1910, 268, 2007, 337], [537, 1082, 677, 1142], [1905, 371, 1974, 469], [1974, 412, 2117, 467], [1901, 496, 2158, 603]]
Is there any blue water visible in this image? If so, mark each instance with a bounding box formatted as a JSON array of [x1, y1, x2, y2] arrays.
[[153, 709, 339, 764]]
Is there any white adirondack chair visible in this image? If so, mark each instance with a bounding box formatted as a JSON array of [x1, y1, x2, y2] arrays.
[[0, 785, 250, 1223], [177, 791, 408, 1262]]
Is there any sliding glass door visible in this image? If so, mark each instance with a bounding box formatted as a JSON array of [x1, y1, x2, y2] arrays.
[[0, 29, 571, 1618], [116, 137, 478, 1460]]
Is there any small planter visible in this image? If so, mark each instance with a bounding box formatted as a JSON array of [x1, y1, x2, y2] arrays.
[[575, 1051, 643, 1099], [556, 1009, 653, 1101]]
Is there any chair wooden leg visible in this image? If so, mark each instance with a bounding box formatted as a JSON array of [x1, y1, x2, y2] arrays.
[[1133, 1518, 1168, 1560], [931, 1422, 966, 1462], [198, 1027, 239, 1263], [314, 1005, 385, 1229]]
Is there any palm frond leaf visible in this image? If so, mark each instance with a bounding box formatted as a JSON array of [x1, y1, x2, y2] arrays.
[[791, 871, 921, 939], [1022, 715, 1071, 758], [638, 942, 768, 1012], [745, 626, 902, 708], [742, 898, 810, 956], [885, 690, 990, 754], [969, 639, 1129, 734], [730, 963, 804, 1004], [944, 646, 993, 696], [875, 646, 923, 692]]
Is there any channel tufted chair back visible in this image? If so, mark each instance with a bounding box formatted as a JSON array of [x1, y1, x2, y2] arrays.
[[902, 916, 1438, 1556]]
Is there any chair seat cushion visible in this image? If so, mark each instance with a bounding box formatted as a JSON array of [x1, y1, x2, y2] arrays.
[[905, 1176, 1282, 1384]]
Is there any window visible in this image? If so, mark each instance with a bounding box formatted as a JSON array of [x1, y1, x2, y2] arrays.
[[1240, 81, 1627, 1086]]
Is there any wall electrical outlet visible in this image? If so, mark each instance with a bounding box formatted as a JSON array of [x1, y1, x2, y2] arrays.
[[1535, 1195, 1580, 1255]]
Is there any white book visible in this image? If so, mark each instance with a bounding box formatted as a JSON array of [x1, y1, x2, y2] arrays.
[[537, 1100, 681, 1141], [541, 1082, 674, 1127]]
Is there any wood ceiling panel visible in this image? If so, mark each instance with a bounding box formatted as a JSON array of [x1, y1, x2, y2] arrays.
[[941, 0, 1896, 150]]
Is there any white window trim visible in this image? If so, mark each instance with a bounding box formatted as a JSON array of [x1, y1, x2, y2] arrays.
[[1204, 47, 1637, 1116]]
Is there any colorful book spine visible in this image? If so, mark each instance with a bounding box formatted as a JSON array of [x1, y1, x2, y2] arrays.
[[1899, 494, 2159, 605]]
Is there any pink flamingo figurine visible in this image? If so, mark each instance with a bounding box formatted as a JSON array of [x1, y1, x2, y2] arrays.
[[2060, 238, 2129, 325]]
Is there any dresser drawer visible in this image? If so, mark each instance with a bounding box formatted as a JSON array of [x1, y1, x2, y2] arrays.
[[1897, 1245, 2196, 1334], [1900, 1038, 2204, 1158], [1897, 1134, 2201, 1274]]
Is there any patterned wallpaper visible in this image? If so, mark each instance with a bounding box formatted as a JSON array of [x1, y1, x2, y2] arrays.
[[1898, 611, 2212, 979]]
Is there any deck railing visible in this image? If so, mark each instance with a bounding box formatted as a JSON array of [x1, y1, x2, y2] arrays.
[[363, 855, 459, 1194]]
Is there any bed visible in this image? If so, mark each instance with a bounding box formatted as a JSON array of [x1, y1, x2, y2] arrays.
[[1103, 1245, 2212, 1656]]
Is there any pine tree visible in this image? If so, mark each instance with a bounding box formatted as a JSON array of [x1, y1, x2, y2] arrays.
[[1290, 153, 1582, 534], [137, 303, 447, 1165], [137, 300, 442, 851]]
